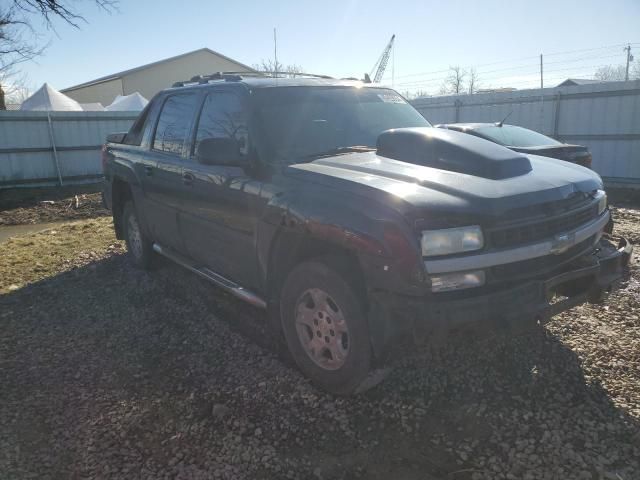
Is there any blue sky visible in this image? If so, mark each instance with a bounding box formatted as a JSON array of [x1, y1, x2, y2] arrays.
[[16, 0, 640, 95]]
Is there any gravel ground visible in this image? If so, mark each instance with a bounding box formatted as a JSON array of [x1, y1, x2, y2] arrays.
[[0, 192, 108, 226], [0, 207, 638, 480]]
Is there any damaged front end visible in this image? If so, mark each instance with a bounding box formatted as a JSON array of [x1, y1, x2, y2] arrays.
[[367, 231, 632, 363]]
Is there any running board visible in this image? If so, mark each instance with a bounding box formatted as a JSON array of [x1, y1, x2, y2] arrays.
[[152, 243, 267, 309]]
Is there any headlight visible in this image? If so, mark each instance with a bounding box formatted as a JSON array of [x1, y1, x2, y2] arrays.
[[430, 270, 486, 292], [596, 189, 607, 215], [421, 225, 484, 257]]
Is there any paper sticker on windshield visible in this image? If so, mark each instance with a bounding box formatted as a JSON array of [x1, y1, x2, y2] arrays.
[[377, 92, 406, 104]]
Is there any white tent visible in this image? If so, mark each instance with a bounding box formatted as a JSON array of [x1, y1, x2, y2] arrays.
[[80, 102, 105, 111], [20, 83, 83, 111], [105, 92, 148, 111]]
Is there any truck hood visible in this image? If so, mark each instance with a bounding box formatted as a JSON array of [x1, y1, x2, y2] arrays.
[[286, 150, 603, 221]]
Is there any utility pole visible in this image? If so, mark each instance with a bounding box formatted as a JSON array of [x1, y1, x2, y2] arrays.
[[273, 28, 278, 79], [539, 53, 544, 132], [624, 44, 633, 81]]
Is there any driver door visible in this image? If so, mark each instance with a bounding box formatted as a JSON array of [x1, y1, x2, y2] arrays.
[[179, 87, 262, 289]]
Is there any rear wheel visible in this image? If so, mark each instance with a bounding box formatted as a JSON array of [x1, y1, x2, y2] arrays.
[[280, 257, 372, 395], [123, 201, 154, 269]]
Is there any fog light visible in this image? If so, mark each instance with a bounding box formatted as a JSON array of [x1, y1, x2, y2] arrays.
[[430, 270, 486, 292]]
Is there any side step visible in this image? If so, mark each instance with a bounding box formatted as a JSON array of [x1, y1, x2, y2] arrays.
[[152, 244, 267, 309]]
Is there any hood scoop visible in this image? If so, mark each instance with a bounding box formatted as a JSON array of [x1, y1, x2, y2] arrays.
[[376, 127, 532, 180]]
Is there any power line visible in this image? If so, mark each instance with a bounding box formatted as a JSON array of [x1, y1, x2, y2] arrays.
[[393, 50, 628, 85], [392, 41, 639, 81], [390, 59, 632, 90], [543, 42, 639, 57], [403, 67, 621, 91], [477, 52, 625, 76]]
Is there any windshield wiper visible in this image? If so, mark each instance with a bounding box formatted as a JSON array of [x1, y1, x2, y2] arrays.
[[299, 145, 376, 161]]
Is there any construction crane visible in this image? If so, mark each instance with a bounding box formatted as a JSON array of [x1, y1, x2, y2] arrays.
[[369, 34, 395, 83]]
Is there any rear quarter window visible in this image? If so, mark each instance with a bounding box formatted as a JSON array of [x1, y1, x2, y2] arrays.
[[123, 103, 152, 146]]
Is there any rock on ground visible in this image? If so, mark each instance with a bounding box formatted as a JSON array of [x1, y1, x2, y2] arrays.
[[0, 207, 638, 479]]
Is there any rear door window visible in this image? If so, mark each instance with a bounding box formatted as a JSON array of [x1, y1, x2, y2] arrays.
[[193, 90, 249, 162], [152, 94, 200, 155]]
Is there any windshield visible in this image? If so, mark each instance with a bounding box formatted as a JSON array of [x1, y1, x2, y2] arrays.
[[253, 86, 431, 163], [475, 125, 563, 147]]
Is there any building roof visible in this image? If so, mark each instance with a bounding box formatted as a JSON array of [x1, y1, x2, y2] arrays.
[[61, 48, 255, 92], [556, 78, 603, 87]]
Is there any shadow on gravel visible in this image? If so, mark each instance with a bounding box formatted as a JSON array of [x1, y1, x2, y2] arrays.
[[1, 255, 638, 480]]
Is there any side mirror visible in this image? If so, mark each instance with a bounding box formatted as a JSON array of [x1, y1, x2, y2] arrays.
[[196, 137, 243, 165]]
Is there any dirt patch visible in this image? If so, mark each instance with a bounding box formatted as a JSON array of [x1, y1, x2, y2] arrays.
[[0, 192, 109, 226], [0, 207, 638, 480]]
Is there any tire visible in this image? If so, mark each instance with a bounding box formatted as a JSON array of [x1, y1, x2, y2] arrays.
[[280, 256, 372, 395], [123, 201, 154, 269]]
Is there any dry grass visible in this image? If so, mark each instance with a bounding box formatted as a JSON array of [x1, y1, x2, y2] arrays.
[[0, 217, 123, 294]]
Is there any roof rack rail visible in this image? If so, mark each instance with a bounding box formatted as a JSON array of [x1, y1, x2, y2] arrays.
[[171, 72, 246, 87], [171, 71, 337, 87], [258, 71, 334, 80]]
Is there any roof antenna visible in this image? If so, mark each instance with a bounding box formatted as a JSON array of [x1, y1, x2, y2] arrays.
[[496, 111, 512, 127]]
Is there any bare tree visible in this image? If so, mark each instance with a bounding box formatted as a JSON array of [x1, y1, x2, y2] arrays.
[[400, 89, 429, 100], [594, 65, 627, 81], [440, 66, 466, 95], [0, 1, 117, 107], [1, 70, 31, 104], [633, 61, 640, 80], [0, 7, 43, 74], [1, 1, 117, 73], [252, 59, 304, 78], [467, 67, 480, 94]]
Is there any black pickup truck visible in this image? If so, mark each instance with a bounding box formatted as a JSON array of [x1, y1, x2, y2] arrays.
[[102, 74, 632, 394]]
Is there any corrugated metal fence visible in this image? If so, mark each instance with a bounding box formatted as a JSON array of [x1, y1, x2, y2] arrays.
[[0, 111, 137, 188], [2, 83, 639, 188], [411, 80, 640, 184]]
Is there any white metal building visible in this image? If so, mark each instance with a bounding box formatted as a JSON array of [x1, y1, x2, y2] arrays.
[[61, 48, 255, 106]]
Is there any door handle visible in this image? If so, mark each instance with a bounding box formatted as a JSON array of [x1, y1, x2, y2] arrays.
[[182, 172, 195, 186], [143, 165, 153, 176]]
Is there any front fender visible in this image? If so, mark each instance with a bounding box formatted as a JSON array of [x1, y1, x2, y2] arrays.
[[258, 188, 428, 298]]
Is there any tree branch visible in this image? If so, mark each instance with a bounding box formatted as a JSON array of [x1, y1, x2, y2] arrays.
[[0, 1, 117, 76]]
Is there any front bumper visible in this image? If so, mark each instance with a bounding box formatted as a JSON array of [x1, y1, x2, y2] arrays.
[[369, 236, 632, 361]]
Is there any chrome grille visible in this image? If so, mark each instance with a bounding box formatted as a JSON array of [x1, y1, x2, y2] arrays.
[[488, 203, 599, 249]]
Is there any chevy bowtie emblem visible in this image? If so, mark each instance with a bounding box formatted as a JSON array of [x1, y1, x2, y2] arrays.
[[550, 233, 574, 255]]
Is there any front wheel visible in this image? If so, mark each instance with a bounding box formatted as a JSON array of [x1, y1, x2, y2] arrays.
[[280, 257, 372, 395]]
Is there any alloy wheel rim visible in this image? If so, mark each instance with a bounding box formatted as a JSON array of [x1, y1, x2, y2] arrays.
[[294, 288, 350, 370]]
